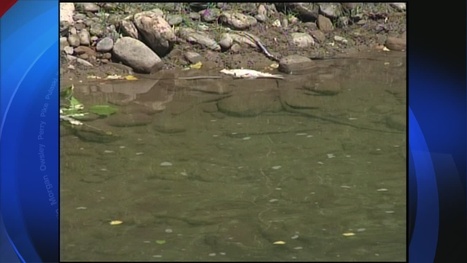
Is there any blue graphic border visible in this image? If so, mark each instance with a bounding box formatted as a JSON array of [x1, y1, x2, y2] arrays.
[[0, 1, 466, 263], [0, 1, 58, 262]]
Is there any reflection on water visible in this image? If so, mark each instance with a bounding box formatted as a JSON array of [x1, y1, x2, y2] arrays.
[[61, 51, 406, 261]]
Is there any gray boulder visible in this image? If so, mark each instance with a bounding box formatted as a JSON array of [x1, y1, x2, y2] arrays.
[[112, 37, 162, 73]]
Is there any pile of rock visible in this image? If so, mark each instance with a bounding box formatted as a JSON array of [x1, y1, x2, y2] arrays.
[[60, 2, 406, 74]]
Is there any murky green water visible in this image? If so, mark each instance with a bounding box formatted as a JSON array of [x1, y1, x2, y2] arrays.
[[61, 51, 406, 261]]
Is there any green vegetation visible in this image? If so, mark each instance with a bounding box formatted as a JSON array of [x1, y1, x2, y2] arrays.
[[60, 85, 120, 143]]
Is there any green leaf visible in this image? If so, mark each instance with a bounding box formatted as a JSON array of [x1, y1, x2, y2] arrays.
[[89, 104, 117, 117], [61, 108, 84, 116], [70, 96, 83, 109], [60, 85, 74, 99], [155, 240, 166, 245]]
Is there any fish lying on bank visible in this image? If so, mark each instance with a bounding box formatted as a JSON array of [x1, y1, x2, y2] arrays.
[[220, 69, 284, 79]]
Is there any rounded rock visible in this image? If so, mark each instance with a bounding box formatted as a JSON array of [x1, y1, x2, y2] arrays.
[[112, 37, 162, 73], [67, 34, 81, 47], [96, 37, 114, 52], [78, 29, 90, 46], [278, 55, 315, 74]]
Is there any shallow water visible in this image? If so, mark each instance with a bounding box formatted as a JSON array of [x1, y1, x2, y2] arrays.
[[60, 51, 406, 261]]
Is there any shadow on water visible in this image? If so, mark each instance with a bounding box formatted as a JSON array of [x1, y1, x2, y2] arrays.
[[61, 51, 406, 261]]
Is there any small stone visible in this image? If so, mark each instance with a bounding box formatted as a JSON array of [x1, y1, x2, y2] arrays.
[[291, 32, 314, 48], [201, 8, 221, 22], [90, 22, 105, 37], [218, 11, 257, 30], [230, 43, 241, 53], [319, 3, 341, 19], [257, 4, 267, 18], [317, 15, 333, 32], [102, 53, 112, 59], [166, 14, 183, 26], [184, 51, 202, 64], [60, 3, 75, 24], [96, 37, 114, 52], [160, 162, 173, 167], [390, 3, 406, 11], [63, 46, 74, 55], [303, 22, 318, 30], [385, 37, 406, 51], [310, 30, 326, 42], [78, 29, 90, 46], [74, 46, 97, 57], [78, 3, 100, 12], [218, 33, 234, 49], [279, 55, 315, 74], [189, 12, 200, 20], [76, 58, 93, 67], [60, 37, 69, 51], [73, 13, 87, 21], [334, 35, 348, 44], [272, 166, 282, 170], [69, 27, 77, 35], [68, 34, 81, 47]]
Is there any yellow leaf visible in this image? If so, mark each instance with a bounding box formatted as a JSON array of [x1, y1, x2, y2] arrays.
[[342, 232, 355, 237], [190, 61, 203, 69], [110, 220, 123, 225], [273, 241, 286, 245], [125, 75, 138, 81]]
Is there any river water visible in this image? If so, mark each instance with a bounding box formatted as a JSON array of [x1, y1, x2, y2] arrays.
[[60, 50, 406, 261]]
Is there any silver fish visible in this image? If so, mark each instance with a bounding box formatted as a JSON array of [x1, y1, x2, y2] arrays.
[[220, 69, 284, 79]]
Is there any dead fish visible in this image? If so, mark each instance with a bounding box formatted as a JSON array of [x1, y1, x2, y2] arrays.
[[220, 69, 284, 79]]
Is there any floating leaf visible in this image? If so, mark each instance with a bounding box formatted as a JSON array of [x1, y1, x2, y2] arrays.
[[190, 61, 203, 69], [125, 75, 138, 81], [70, 96, 84, 110], [273, 241, 286, 245], [155, 240, 166, 245], [89, 105, 117, 117], [110, 220, 123, 225], [60, 85, 74, 99]]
